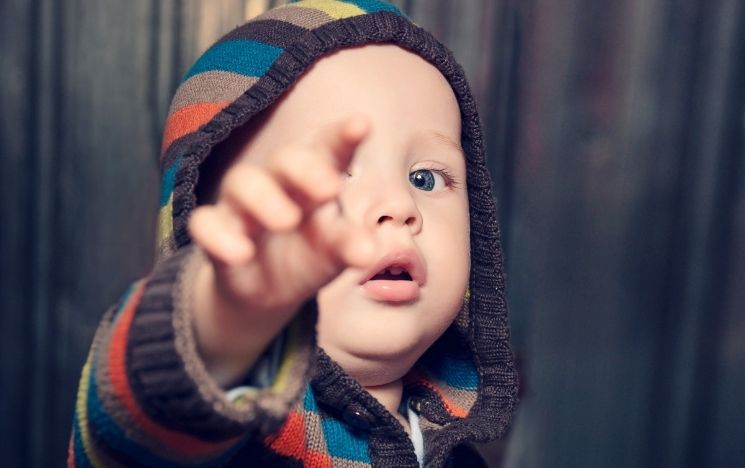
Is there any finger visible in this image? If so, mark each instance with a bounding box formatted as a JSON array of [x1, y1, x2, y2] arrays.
[[305, 201, 377, 269], [189, 206, 255, 265], [313, 115, 371, 172], [221, 163, 302, 232], [266, 145, 343, 206], [326, 217, 377, 268]]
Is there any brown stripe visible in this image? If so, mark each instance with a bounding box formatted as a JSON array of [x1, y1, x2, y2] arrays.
[[173, 253, 318, 425], [168, 71, 259, 117], [79, 309, 130, 468], [300, 396, 328, 455], [218, 19, 311, 48], [256, 5, 336, 29], [92, 305, 215, 464], [330, 458, 370, 468]]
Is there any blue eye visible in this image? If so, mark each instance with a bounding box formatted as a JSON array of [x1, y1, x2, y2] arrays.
[[409, 169, 445, 191]]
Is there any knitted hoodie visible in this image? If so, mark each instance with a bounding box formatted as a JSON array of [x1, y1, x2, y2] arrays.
[[69, 1, 518, 467]]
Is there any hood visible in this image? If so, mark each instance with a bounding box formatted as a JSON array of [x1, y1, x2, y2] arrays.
[[155, 0, 518, 446]]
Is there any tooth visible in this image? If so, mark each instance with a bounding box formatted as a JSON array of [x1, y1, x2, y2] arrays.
[[389, 267, 404, 275]]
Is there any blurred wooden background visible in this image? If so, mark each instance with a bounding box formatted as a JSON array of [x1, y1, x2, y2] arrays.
[[1, 0, 743, 466]]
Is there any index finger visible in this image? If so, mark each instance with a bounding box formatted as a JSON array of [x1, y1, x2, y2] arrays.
[[312, 115, 371, 171]]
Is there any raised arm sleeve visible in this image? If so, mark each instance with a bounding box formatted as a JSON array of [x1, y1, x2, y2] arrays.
[[68, 246, 316, 467]]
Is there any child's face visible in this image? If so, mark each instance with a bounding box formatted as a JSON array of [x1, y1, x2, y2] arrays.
[[237, 44, 470, 386]]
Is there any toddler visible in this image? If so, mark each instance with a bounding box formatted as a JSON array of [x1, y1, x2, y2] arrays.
[[70, 1, 517, 467]]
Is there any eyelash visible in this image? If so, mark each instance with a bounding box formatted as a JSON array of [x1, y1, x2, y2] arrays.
[[343, 166, 461, 189], [415, 165, 461, 190]]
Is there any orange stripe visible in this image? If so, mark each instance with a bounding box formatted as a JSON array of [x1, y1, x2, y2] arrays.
[[266, 411, 305, 459], [304, 450, 333, 468], [161, 101, 230, 154], [106, 280, 239, 457], [67, 435, 76, 467], [405, 370, 469, 418]]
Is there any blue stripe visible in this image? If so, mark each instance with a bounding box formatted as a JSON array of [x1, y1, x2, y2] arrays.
[[184, 40, 283, 81], [85, 360, 239, 468], [319, 409, 370, 462], [429, 353, 479, 390], [303, 386, 319, 412], [72, 417, 93, 468], [306, 386, 369, 461], [160, 156, 181, 207], [113, 283, 136, 318], [341, 0, 405, 15], [86, 361, 184, 467]]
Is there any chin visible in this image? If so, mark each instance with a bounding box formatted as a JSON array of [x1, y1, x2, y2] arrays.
[[320, 336, 429, 386]]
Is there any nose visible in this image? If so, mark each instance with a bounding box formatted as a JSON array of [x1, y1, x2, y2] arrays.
[[362, 179, 423, 234]]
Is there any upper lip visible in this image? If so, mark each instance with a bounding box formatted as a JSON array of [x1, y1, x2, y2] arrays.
[[359, 248, 427, 287]]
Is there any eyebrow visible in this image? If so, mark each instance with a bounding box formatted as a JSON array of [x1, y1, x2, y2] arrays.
[[425, 130, 465, 156]]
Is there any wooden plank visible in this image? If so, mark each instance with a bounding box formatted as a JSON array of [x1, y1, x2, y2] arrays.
[[0, 0, 35, 466], [665, 1, 745, 465], [501, 0, 693, 465], [501, 0, 745, 467], [706, 139, 745, 466], [41, 0, 162, 464], [26, 0, 61, 465]]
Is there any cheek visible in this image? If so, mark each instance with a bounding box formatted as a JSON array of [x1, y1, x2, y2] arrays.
[[421, 194, 470, 266], [317, 270, 349, 307], [315, 270, 357, 335], [419, 196, 471, 317]]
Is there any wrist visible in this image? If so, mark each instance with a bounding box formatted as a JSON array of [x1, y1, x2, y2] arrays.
[[191, 257, 296, 386]]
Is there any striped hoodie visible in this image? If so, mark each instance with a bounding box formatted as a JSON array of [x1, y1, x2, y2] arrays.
[[69, 1, 518, 466]]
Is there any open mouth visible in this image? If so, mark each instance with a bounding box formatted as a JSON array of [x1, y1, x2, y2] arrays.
[[369, 266, 413, 281], [360, 249, 425, 302]]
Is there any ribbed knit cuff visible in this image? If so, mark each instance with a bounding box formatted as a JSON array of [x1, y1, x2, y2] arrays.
[[125, 245, 317, 442]]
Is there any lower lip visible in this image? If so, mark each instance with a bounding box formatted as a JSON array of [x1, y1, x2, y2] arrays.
[[362, 280, 420, 302]]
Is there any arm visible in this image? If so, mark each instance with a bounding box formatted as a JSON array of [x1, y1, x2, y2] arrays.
[[69, 116, 376, 467], [69, 247, 316, 467]]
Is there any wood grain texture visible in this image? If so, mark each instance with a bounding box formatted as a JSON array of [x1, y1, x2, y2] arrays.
[[0, 0, 35, 466], [502, 0, 745, 467]]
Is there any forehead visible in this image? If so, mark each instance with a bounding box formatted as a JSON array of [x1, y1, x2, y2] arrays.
[[262, 44, 461, 146], [227, 44, 465, 170]]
